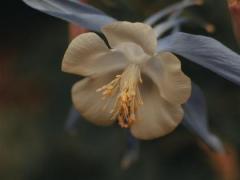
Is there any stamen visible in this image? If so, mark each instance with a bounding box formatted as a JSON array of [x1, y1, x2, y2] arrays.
[[96, 64, 143, 128], [96, 75, 121, 98]]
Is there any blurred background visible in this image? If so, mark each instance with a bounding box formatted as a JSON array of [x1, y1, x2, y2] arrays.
[[1, 0, 240, 179]]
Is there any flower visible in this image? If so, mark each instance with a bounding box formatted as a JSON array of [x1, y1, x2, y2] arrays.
[[62, 21, 191, 140], [23, 0, 240, 151]]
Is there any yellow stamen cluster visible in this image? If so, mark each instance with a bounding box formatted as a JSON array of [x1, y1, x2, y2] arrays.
[[96, 64, 143, 128]]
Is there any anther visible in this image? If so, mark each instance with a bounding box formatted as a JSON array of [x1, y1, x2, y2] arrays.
[[97, 64, 143, 128]]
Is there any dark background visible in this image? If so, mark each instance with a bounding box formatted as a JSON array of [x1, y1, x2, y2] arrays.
[[0, 0, 240, 180]]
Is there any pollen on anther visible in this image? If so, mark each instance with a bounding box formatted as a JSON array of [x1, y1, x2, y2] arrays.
[[96, 64, 143, 128]]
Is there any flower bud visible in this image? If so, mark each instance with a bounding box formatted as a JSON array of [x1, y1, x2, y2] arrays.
[[228, 0, 240, 41]]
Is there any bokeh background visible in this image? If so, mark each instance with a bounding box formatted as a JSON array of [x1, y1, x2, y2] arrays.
[[1, 0, 240, 179]]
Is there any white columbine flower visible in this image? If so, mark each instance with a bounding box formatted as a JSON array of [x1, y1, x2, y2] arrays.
[[62, 21, 191, 140], [24, 0, 240, 151]]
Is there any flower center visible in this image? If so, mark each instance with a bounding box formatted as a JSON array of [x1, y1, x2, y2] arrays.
[[96, 64, 143, 128]]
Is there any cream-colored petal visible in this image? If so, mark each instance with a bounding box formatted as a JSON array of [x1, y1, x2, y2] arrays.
[[102, 21, 157, 55], [143, 52, 191, 105], [62, 32, 127, 76], [115, 42, 150, 64], [72, 72, 119, 126], [130, 78, 184, 140]]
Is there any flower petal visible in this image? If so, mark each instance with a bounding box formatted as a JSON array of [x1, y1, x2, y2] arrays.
[[183, 82, 224, 152], [114, 42, 150, 64], [72, 73, 119, 126], [22, 0, 115, 32], [130, 78, 183, 140], [158, 32, 240, 86], [142, 52, 191, 105], [121, 131, 140, 169], [64, 106, 81, 133], [102, 21, 157, 55], [62, 32, 127, 76]]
